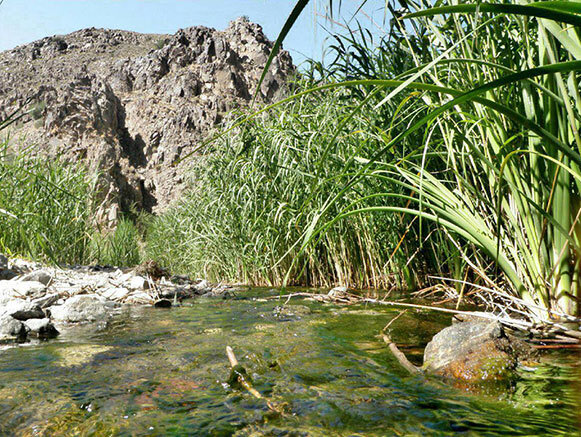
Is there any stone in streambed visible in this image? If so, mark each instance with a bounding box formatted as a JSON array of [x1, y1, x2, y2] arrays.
[[192, 279, 212, 294], [0, 280, 46, 299], [23, 318, 59, 338], [32, 293, 60, 309], [2, 300, 45, 320], [56, 344, 113, 367], [422, 321, 533, 381], [17, 270, 53, 286], [100, 287, 131, 301], [273, 305, 311, 320], [125, 291, 155, 304], [0, 314, 28, 342], [128, 275, 149, 290], [49, 294, 109, 323]]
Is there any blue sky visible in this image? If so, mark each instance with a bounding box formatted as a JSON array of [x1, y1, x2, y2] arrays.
[[0, 0, 390, 67]]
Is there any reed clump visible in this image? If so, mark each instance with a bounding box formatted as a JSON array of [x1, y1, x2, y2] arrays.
[[258, 0, 581, 321], [146, 81, 433, 288], [151, 0, 581, 324], [0, 145, 141, 267]]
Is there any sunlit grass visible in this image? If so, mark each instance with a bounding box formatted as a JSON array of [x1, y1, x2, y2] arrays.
[[0, 144, 141, 267]]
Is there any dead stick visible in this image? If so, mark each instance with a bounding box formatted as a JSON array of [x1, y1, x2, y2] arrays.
[[272, 293, 580, 343], [383, 310, 407, 332], [226, 345, 239, 367], [226, 346, 263, 400], [532, 344, 581, 349], [381, 333, 422, 375]]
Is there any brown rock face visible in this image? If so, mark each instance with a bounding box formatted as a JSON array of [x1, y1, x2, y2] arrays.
[[0, 18, 295, 218], [422, 321, 535, 381]]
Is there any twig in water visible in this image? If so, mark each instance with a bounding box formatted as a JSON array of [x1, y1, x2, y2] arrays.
[[383, 310, 407, 332], [380, 332, 422, 375], [225, 346, 284, 414]]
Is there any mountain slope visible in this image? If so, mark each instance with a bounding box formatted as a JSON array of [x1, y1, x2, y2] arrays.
[[0, 18, 295, 221]]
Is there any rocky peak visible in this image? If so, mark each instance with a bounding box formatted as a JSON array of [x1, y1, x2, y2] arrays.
[[0, 18, 295, 220]]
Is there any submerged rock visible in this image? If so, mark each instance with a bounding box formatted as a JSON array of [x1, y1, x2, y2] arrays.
[[422, 321, 533, 381], [274, 305, 312, 320], [56, 344, 113, 367]]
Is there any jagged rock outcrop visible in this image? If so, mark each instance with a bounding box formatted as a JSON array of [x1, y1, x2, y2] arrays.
[[0, 18, 295, 218]]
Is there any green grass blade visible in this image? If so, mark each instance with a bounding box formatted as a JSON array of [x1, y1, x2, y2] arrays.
[[404, 3, 581, 27], [253, 0, 310, 104]]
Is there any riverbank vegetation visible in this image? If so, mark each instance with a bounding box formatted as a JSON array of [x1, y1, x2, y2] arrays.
[[145, 81, 436, 289], [0, 144, 141, 266], [149, 0, 581, 324]]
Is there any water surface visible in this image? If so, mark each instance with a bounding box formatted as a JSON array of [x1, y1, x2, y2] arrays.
[[0, 289, 579, 435]]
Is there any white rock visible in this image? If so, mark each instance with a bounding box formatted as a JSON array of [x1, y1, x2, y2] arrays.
[[118, 272, 133, 283], [50, 294, 108, 323], [32, 293, 60, 308], [23, 318, 59, 338], [193, 279, 211, 293], [17, 270, 53, 285], [128, 275, 149, 290], [100, 287, 130, 301], [0, 295, 17, 307], [0, 280, 46, 298], [328, 286, 349, 298], [0, 314, 28, 341], [3, 300, 45, 320], [125, 291, 155, 304]]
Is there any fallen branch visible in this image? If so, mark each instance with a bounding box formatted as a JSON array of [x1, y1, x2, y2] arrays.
[[531, 344, 581, 350], [226, 346, 284, 414], [226, 346, 263, 399], [380, 331, 422, 375]]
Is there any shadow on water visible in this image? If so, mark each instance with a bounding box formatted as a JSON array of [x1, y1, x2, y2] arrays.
[[0, 288, 579, 436]]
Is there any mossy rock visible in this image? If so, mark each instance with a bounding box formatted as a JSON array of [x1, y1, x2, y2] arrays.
[[422, 321, 535, 382]]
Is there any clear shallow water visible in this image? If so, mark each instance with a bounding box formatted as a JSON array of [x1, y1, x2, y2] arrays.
[[0, 289, 579, 436]]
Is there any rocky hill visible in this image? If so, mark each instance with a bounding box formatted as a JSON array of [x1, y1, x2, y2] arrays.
[[0, 18, 295, 221]]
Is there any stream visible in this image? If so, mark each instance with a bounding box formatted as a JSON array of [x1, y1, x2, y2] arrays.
[[0, 289, 579, 436]]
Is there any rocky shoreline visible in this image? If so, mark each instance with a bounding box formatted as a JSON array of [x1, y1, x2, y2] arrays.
[[0, 253, 234, 345]]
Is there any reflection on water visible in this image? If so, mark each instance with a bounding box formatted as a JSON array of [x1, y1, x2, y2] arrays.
[[0, 289, 579, 436]]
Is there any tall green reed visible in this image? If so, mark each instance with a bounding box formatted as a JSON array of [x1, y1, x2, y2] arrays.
[[263, 0, 581, 320], [0, 144, 142, 267], [0, 144, 96, 263], [147, 82, 428, 288]]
